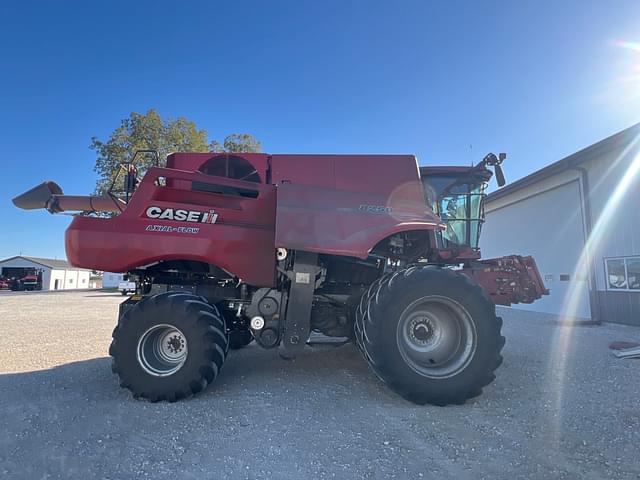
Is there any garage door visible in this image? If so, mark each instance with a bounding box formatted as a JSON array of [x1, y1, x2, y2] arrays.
[[480, 180, 591, 319]]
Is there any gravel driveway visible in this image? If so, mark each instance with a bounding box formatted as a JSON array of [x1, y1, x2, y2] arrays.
[[1, 291, 639, 479]]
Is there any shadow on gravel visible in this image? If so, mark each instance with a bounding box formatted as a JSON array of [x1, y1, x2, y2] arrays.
[[0, 342, 388, 407], [0, 343, 436, 480]]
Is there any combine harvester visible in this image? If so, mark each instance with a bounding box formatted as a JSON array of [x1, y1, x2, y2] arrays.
[[14, 150, 547, 405]]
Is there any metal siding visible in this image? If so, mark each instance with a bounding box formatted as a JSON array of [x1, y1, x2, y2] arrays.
[[0, 258, 49, 270], [480, 180, 591, 319], [483, 128, 640, 324], [42, 269, 52, 291], [597, 291, 640, 325], [580, 146, 640, 291], [50, 270, 65, 290], [102, 273, 124, 288]]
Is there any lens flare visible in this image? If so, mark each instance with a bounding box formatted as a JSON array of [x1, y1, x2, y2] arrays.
[[546, 134, 640, 446], [600, 40, 640, 106], [612, 40, 640, 86], [613, 40, 640, 51]]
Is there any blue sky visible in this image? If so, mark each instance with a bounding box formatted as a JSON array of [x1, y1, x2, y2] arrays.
[[1, 0, 639, 259]]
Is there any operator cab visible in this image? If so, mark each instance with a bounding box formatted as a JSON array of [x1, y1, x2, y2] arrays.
[[420, 153, 505, 253], [421, 166, 491, 251]]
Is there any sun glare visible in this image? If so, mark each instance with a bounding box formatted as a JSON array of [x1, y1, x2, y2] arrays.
[[546, 134, 640, 448], [599, 39, 640, 105], [613, 39, 640, 51]]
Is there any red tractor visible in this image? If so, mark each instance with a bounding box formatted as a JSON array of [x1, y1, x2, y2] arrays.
[[9, 273, 41, 291], [13, 151, 546, 405]]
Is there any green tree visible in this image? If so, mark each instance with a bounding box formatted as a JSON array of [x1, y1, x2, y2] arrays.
[[90, 109, 261, 194], [91, 109, 209, 193], [210, 133, 262, 153]]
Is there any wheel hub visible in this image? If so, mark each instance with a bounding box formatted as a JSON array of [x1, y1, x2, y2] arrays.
[[396, 296, 477, 379], [165, 334, 185, 356], [137, 324, 188, 377], [409, 319, 434, 343]]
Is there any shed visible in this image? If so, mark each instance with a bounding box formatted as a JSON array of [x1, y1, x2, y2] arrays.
[[0, 256, 92, 291], [480, 123, 640, 324]]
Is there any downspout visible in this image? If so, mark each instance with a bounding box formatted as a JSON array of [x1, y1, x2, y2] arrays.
[[573, 166, 601, 324]]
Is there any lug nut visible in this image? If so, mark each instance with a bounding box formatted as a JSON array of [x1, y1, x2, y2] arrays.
[[250, 316, 265, 330]]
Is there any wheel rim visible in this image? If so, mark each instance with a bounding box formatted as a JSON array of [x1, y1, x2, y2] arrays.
[[396, 296, 477, 378], [136, 324, 188, 377]]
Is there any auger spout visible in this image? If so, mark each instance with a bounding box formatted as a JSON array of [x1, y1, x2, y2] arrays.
[[12, 181, 124, 213]]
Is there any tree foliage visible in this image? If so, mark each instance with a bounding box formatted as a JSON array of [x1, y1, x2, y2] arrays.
[[91, 109, 261, 194], [210, 133, 262, 153]]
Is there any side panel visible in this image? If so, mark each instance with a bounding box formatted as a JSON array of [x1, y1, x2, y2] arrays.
[[65, 167, 277, 287], [272, 155, 443, 258]]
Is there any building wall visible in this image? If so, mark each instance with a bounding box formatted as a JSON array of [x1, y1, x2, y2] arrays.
[[580, 142, 640, 325], [49, 269, 66, 290], [482, 138, 640, 325], [67, 270, 78, 289], [102, 272, 124, 288], [42, 268, 52, 290], [481, 177, 591, 319], [49, 269, 91, 290], [78, 271, 90, 288], [580, 145, 640, 288], [0, 258, 51, 290], [0, 258, 47, 274], [0, 258, 92, 291]]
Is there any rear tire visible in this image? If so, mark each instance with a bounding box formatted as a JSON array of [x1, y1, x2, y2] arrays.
[[109, 291, 229, 402], [355, 266, 504, 406]]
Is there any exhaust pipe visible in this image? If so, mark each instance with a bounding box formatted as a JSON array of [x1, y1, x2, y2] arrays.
[[13, 181, 125, 213]]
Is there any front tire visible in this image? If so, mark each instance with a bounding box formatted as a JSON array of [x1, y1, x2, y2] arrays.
[[355, 267, 504, 406], [110, 291, 229, 402]]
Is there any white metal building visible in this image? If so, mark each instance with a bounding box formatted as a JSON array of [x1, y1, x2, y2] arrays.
[[480, 123, 640, 325], [102, 272, 124, 288], [0, 256, 92, 291]]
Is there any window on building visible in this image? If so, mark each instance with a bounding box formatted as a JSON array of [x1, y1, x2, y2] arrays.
[[605, 257, 640, 291], [69, 278, 74, 284], [628, 258, 640, 290]]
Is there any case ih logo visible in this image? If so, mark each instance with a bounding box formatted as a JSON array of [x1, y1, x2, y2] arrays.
[[145, 206, 218, 224]]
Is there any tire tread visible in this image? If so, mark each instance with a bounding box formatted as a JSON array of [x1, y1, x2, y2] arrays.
[[109, 291, 229, 402], [354, 266, 504, 406]]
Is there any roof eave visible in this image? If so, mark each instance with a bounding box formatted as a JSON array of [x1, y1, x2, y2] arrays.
[[486, 122, 640, 203]]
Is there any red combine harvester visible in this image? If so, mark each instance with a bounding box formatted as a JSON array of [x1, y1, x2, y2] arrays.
[[13, 151, 547, 405]]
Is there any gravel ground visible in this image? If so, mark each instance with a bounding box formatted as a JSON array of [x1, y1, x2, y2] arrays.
[[0, 291, 639, 479]]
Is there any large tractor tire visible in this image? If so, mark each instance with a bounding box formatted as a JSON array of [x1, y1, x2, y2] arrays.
[[355, 266, 504, 406], [109, 291, 229, 402]]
